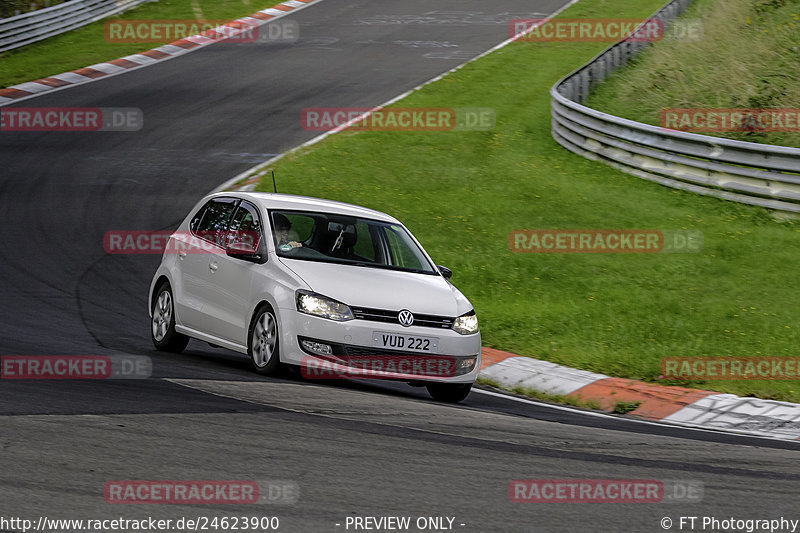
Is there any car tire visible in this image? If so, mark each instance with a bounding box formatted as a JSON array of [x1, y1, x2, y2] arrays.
[[249, 305, 281, 375], [151, 282, 189, 353], [426, 382, 472, 403]]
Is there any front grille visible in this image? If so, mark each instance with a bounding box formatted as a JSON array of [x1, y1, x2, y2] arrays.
[[351, 307, 454, 329], [340, 349, 473, 377], [343, 345, 443, 358]]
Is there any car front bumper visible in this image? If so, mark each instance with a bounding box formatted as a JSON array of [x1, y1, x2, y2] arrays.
[[278, 310, 481, 384]]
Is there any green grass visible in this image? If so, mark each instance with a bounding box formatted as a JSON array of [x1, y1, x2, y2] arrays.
[[586, 0, 800, 147], [0, 0, 281, 88], [250, 0, 800, 403], [612, 400, 642, 414]]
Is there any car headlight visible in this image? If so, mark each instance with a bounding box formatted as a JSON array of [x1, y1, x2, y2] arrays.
[[452, 310, 479, 335], [296, 290, 354, 322]]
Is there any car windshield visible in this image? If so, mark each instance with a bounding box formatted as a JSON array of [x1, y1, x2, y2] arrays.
[[269, 210, 437, 274]]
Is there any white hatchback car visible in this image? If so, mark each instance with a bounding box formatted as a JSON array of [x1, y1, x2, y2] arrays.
[[149, 192, 481, 402]]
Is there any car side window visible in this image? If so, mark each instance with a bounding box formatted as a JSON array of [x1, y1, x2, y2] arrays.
[[226, 201, 264, 256], [191, 198, 239, 248]]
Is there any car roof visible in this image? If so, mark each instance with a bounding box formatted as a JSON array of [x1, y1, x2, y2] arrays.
[[212, 192, 400, 224]]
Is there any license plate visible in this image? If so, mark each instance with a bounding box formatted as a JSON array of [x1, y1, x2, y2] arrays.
[[372, 332, 439, 353]]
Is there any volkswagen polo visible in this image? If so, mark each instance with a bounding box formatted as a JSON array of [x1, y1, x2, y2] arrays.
[[148, 192, 480, 402]]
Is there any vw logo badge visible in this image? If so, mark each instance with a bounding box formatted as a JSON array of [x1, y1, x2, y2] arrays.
[[398, 309, 414, 327]]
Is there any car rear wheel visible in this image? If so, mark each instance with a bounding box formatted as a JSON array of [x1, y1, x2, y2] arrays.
[[151, 282, 189, 353], [249, 305, 281, 375], [426, 382, 472, 403]]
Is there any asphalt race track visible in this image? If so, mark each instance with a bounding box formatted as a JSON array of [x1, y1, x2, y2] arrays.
[[0, 1, 798, 532]]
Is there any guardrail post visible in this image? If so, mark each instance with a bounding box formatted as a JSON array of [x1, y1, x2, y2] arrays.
[[596, 55, 608, 83], [578, 70, 589, 103]]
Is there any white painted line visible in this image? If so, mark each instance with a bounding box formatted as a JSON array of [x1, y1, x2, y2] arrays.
[[50, 72, 93, 83], [153, 44, 185, 55], [10, 82, 53, 94], [260, 8, 285, 15], [283, 0, 306, 7], [0, 96, 14, 104], [184, 35, 215, 44], [86, 62, 126, 74], [123, 54, 159, 65]]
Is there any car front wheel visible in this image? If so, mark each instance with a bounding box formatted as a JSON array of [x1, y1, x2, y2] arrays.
[[249, 305, 281, 375], [151, 282, 189, 353], [426, 382, 472, 403]]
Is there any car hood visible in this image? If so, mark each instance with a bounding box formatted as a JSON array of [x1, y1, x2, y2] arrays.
[[279, 258, 472, 316]]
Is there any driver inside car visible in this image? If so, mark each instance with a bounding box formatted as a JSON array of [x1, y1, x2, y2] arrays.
[[273, 213, 303, 249]]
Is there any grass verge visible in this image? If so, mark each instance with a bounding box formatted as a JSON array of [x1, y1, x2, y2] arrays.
[[0, 0, 283, 88], [586, 0, 800, 147], [251, 0, 800, 404]]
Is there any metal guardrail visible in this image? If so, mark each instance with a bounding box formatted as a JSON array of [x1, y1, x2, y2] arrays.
[[0, 0, 152, 53], [550, 0, 800, 214]]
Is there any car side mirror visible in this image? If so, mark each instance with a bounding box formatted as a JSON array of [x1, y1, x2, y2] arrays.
[[437, 265, 452, 279], [226, 241, 263, 263]]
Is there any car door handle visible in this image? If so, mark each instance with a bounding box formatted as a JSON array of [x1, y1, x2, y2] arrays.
[[208, 261, 219, 272], [178, 250, 187, 259]]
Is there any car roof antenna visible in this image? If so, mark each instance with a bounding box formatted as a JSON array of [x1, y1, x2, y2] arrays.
[[271, 170, 278, 193]]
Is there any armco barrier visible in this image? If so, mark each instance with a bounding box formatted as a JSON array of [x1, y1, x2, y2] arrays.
[[0, 0, 152, 53], [549, 0, 800, 214]]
